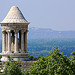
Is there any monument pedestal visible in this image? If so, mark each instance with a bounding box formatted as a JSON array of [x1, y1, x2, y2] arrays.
[[0, 53, 29, 62]]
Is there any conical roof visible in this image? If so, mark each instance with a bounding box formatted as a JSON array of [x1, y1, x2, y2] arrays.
[[1, 6, 29, 23]]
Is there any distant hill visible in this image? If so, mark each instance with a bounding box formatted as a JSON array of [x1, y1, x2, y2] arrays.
[[28, 27, 75, 39], [0, 27, 75, 39]]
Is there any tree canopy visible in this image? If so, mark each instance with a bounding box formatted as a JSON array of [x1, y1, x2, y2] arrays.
[[25, 47, 75, 75], [3, 56, 23, 75]]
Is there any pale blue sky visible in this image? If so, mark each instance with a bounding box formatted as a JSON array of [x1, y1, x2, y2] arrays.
[[0, 0, 75, 31]]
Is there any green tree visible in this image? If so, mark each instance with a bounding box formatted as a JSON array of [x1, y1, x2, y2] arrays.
[[25, 47, 75, 75], [70, 52, 75, 74], [28, 55, 34, 60], [28, 55, 41, 60], [4, 56, 23, 75]]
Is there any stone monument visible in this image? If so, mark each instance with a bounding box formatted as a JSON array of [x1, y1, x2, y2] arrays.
[[0, 6, 30, 61]]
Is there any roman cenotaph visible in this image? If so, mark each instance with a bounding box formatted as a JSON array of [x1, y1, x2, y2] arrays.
[[0, 6, 30, 61]]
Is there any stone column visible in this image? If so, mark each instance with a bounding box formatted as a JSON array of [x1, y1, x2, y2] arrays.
[[6, 33, 8, 52], [7, 30, 11, 53], [14, 30, 19, 53], [25, 30, 28, 53], [21, 30, 25, 53], [2, 30, 6, 53]]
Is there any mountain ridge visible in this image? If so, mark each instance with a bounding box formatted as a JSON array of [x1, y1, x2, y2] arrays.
[[28, 27, 75, 39], [0, 27, 75, 39]]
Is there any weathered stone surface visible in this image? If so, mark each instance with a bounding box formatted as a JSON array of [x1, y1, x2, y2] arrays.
[[0, 6, 30, 61], [1, 6, 29, 23]]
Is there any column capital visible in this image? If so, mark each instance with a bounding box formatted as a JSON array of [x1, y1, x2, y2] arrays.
[[6, 30, 11, 33], [21, 30, 26, 34], [14, 30, 19, 34], [1, 30, 6, 33], [26, 30, 29, 32]]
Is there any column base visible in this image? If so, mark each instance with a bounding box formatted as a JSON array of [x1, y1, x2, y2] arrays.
[[6, 51, 11, 53], [2, 51, 6, 53], [14, 51, 19, 53], [21, 51, 25, 53]]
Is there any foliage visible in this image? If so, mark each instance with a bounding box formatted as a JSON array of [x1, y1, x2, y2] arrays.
[[71, 52, 75, 55], [4, 56, 23, 75], [28, 55, 41, 60], [28, 55, 34, 60], [25, 47, 75, 75]]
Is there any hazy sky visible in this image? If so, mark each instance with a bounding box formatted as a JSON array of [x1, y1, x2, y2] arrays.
[[0, 0, 75, 31]]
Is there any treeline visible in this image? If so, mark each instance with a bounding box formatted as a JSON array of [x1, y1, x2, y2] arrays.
[[28, 39, 75, 57]]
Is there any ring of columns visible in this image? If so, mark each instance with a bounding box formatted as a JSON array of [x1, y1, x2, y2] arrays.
[[2, 29, 28, 54]]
